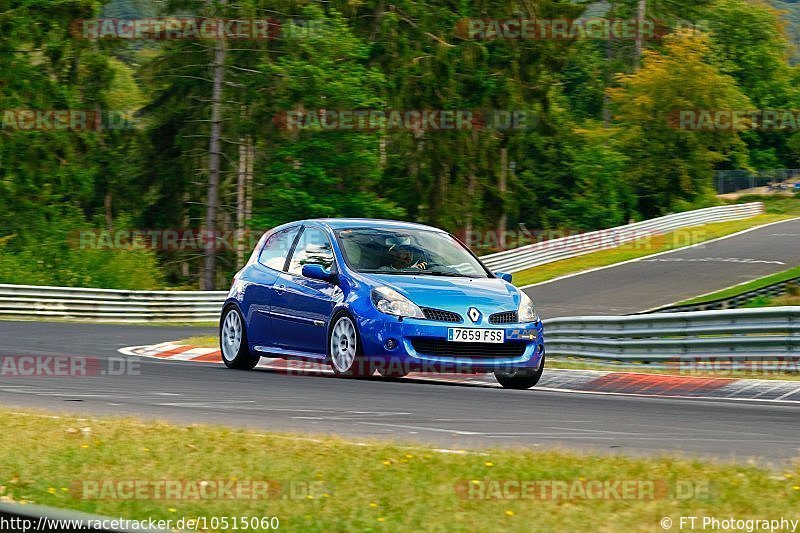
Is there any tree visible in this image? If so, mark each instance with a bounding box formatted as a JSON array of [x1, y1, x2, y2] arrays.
[[704, 0, 800, 171], [0, 0, 161, 288], [609, 31, 750, 216], [248, 6, 404, 228], [549, 127, 632, 230]]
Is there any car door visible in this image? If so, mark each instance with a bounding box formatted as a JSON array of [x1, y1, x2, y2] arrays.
[[270, 226, 342, 354], [244, 226, 300, 348]]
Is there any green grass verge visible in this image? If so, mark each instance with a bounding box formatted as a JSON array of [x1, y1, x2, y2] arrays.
[[511, 213, 795, 287], [743, 294, 800, 308], [1, 409, 799, 531], [731, 194, 800, 215], [675, 266, 800, 306], [178, 335, 218, 348]]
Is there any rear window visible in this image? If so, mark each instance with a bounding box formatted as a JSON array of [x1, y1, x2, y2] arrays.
[[258, 227, 299, 271]]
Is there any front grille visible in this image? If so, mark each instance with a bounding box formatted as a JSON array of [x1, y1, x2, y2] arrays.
[[489, 311, 518, 324], [410, 338, 527, 358], [422, 308, 462, 323]]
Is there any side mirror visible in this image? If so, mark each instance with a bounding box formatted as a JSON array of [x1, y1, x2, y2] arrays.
[[495, 271, 513, 283], [302, 264, 332, 282]]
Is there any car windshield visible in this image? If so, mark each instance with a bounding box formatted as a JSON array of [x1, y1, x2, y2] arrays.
[[335, 228, 488, 278]]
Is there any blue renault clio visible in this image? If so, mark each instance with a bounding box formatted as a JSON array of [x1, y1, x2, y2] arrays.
[[220, 219, 545, 389]]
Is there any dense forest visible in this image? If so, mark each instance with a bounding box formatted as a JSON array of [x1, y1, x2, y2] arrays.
[[1, 0, 799, 289]]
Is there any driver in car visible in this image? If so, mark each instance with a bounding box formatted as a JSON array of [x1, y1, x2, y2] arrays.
[[389, 244, 427, 270]]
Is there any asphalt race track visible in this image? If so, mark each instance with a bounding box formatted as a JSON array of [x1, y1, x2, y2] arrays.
[[1, 321, 799, 465], [1, 219, 799, 465], [525, 217, 800, 317]]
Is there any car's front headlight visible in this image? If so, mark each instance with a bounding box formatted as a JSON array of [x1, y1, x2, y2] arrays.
[[371, 286, 425, 319], [517, 291, 539, 323]]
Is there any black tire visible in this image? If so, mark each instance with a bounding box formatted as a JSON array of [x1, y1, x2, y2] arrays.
[[220, 306, 259, 370], [328, 312, 373, 377], [494, 355, 545, 390]]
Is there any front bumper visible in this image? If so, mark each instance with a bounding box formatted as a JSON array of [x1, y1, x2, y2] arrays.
[[356, 314, 545, 373]]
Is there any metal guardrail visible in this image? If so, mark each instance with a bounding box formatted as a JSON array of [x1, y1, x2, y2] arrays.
[[0, 203, 765, 322], [650, 277, 800, 313], [0, 287, 798, 361], [480, 202, 764, 273], [0, 284, 227, 322], [0, 202, 772, 324], [543, 307, 800, 362]]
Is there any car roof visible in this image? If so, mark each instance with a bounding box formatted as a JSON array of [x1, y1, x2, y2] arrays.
[[301, 218, 447, 232]]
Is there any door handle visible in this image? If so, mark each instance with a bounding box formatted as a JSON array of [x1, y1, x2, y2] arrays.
[[275, 284, 286, 294]]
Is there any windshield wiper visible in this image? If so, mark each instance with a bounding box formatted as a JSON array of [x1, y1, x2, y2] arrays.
[[359, 269, 479, 278], [359, 270, 426, 275], [359, 268, 481, 279], [418, 271, 479, 278]]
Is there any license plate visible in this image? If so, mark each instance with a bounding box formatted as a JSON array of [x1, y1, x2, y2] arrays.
[[447, 328, 504, 343]]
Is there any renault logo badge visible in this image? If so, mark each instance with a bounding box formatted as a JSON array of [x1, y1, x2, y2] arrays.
[[468, 307, 481, 323]]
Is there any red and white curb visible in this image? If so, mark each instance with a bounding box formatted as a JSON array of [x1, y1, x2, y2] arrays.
[[119, 342, 226, 363], [118, 342, 495, 384], [119, 343, 800, 403]]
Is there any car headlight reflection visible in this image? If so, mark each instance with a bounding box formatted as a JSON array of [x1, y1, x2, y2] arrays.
[[371, 286, 425, 319]]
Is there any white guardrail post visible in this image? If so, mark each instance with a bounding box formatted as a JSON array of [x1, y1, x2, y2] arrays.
[[0, 202, 771, 329], [479, 202, 764, 273], [0, 284, 228, 322]]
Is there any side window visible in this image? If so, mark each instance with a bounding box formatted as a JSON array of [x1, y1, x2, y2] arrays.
[[288, 228, 335, 276], [258, 227, 299, 271]]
